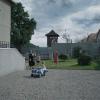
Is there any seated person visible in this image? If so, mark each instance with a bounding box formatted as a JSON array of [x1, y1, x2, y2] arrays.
[[41, 61, 48, 72]]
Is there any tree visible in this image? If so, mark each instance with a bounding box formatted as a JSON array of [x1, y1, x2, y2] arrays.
[[62, 31, 72, 57], [11, 2, 36, 51]]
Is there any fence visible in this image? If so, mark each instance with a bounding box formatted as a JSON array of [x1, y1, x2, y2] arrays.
[[0, 41, 10, 48], [40, 53, 50, 60]]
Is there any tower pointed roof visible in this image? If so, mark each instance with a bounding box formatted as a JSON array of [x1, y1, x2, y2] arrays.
[[45, 30, 59, 37]]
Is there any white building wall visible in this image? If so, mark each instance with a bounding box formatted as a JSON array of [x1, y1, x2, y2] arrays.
[[0, 0, 11, 45], [0, 1, 26, 76], [0, 48, 25, 76]]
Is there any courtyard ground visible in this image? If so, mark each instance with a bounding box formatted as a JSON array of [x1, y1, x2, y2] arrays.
[[0, 70, 100, 100]]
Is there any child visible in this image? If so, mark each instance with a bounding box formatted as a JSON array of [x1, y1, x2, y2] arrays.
[[42, 61, 48, 76]]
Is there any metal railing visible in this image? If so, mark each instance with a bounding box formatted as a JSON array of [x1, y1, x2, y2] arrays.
[[0, 41, 10, 48]]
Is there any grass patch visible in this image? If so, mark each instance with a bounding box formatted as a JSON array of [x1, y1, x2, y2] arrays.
[[44, 59, 100, 70]]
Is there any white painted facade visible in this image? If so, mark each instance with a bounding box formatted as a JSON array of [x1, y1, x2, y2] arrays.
[[0, 0, 11, 47], [0, 0, 26, 76]]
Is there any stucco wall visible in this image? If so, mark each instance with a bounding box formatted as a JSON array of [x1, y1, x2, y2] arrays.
[[0, 48, 25, 76], [51, 43, 100, 58], [0, 0, 11, 44]]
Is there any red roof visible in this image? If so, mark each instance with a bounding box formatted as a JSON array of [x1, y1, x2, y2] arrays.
[[80, 29, 100, 43], [87, 33, 97, 42]]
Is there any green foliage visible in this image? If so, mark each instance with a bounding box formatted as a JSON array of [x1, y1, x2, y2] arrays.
[[73, 46, 81, 58], [95, 59, 100, 65], [59, 54, 67, 61], [11, 2, 36, 51], [78, 54, 91, 65], [94, 58, 100, 69]]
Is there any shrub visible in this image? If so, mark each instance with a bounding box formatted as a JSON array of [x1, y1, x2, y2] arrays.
[[73, 46, 81, 58], [59, 54, 67, 61], [95, 58, 100, 66], [78, 54, 91, 65]]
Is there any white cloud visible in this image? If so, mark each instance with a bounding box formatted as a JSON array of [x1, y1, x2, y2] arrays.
[[71, 5, 100, 23], [69, 5, 100, 35]]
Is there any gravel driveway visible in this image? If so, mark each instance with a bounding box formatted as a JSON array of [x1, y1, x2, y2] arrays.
[[0, 70, 100, 100]]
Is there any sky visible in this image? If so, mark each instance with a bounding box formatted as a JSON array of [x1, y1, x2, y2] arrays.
[[13, 0, 100, 47]]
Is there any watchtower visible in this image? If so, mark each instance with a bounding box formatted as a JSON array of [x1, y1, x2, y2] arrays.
[[45, 30, 59, 47]]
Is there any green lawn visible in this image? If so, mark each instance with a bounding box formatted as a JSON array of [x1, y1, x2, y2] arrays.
[[44, 59, 100, 70]]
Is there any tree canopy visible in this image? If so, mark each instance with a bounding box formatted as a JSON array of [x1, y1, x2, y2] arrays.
[[11, 2, 36, 51]]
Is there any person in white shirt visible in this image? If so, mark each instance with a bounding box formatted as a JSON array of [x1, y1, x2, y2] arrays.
[[41, 61, 48, 76]]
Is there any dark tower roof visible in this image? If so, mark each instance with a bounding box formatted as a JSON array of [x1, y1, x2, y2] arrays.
[[45, 30, 59, 37]]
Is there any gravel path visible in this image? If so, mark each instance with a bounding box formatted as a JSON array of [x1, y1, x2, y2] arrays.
[[0, 70, 100, 100]]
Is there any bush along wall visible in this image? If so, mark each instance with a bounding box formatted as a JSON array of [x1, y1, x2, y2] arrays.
[[59, 54, 68, 61], [78, 53, 91, 66], [95, 58, 100, 66]]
